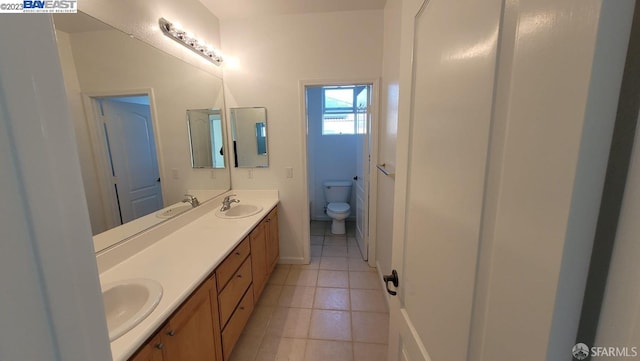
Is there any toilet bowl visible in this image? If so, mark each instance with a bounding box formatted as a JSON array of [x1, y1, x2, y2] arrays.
[[326, 202, 350, 234], [323, 180, 353, 235]]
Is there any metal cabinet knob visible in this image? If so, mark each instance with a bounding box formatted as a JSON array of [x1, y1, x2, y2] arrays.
[[155, 343, 164, 350], [166, 330, 176, 337]]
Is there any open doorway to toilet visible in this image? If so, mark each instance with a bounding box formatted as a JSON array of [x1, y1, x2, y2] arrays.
[[302, 82, 377, 263]]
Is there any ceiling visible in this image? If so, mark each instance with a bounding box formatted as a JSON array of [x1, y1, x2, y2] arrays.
[[199, 0, 387, 20]]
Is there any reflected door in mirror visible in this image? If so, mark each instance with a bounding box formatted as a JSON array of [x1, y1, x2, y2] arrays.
[[187, 109, 226, 169], [100, 97, 163, 224]]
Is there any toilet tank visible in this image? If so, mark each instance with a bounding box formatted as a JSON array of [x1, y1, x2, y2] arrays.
[[323, 180, 352, 203]]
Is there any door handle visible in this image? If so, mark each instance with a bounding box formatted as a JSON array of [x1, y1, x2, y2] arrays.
[[353, 176, 358, 181], [383, 270, 399, 296]]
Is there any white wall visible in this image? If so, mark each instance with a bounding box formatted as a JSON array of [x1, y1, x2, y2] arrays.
[[80, 0, 223, 78], [467, 1, 634, 360], [0, 15, 111, 361], [57, 28, 229, 234], [595, 110, 640, 351], [221, 10, 383, 262], [306, 86, 358, 221], [375, 0, 402, 276]]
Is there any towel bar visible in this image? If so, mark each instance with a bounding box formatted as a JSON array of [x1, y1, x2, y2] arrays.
[[376, 163, 395, 178]]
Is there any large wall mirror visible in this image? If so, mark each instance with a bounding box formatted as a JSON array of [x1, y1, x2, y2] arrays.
[[53, 12, 231, 252], [231, 107, 269, 168]]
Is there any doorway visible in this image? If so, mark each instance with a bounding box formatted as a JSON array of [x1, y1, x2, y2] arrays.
[[85, 93, 164, 230], [304, 82, 375, 262]]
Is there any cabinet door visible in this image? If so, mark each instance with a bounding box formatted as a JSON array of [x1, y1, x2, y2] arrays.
[[266, 208, 279, 272], [221, 286, 255, 360], [250, 221, 268, 301], [162, 278, 217, 361], [209, 275, 224, 361], [129, 334, 164, 361]]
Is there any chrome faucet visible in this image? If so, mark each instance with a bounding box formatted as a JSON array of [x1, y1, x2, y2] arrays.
[[182, 194, 200, 207], [221, 194, 239, 211]]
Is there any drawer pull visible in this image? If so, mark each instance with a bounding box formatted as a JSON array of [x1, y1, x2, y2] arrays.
[[155, 343, 164, 350], [236, 274, 242, 278], [235, 251, 241, 256], [166, 330, 176, 337], [239, 306, 245, 310]]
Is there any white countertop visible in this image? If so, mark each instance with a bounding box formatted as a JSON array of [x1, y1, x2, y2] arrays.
[[97, 190, 279, 361]]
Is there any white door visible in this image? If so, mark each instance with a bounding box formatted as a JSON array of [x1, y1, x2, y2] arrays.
[[386, 0, 502, 360], [101, 99, 163, 224], [355, 85, 371, 260]]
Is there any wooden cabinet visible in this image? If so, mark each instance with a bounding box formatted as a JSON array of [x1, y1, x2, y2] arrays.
[[216, 238, 250, 290], [249, 221, 268, 301], [218, 257, 252, 327], [129, 334, 164, 361], [130, 277, 218, 361], [161, 277, 217, 361], [265, 208, 279, 273], [216, 236, 255, 360], [221, 286, 254, 360], [129, 205, 279, 361], [250, 207, 280, 301]]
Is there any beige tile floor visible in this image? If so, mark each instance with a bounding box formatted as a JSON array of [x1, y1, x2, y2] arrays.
[[229, 221, 389, 361]]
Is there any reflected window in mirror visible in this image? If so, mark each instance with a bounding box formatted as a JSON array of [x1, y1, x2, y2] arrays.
[[187, 108, 226, 169], [230, 107, 269, 168]]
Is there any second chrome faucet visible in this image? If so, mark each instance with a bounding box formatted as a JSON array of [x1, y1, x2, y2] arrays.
[[220, 194, 240, 211]]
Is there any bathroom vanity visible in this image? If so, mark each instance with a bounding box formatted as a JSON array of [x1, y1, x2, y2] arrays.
[[96, 190, 279, 361]]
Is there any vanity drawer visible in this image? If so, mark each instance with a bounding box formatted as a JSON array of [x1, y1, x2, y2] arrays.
[[221, 285, 255, 360], [216, 236, 250, 290], [218, 256, 252, 327]]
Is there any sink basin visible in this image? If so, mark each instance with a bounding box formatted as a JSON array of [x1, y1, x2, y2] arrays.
[[156, 203, 192, 219], [102, 279, 163, 341], [216, 204, 263, 219]]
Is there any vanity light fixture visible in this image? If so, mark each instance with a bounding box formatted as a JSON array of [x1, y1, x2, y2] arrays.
[[159, 17, 223, 66]]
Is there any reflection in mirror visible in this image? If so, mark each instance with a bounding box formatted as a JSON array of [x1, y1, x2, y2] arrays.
[[52, 12, 231, 253], [187, 109, 226, 169], [231, 107, 269, 168], [92, 95, 164, 225]]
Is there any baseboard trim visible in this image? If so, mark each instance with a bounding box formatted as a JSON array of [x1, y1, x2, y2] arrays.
[[278, 256, 306, 265]]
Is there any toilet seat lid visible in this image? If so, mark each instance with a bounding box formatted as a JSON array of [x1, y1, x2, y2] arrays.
[[327, 202, 350, 212]]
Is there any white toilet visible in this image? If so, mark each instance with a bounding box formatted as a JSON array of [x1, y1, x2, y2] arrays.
[[323, 180, 352, 235]]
